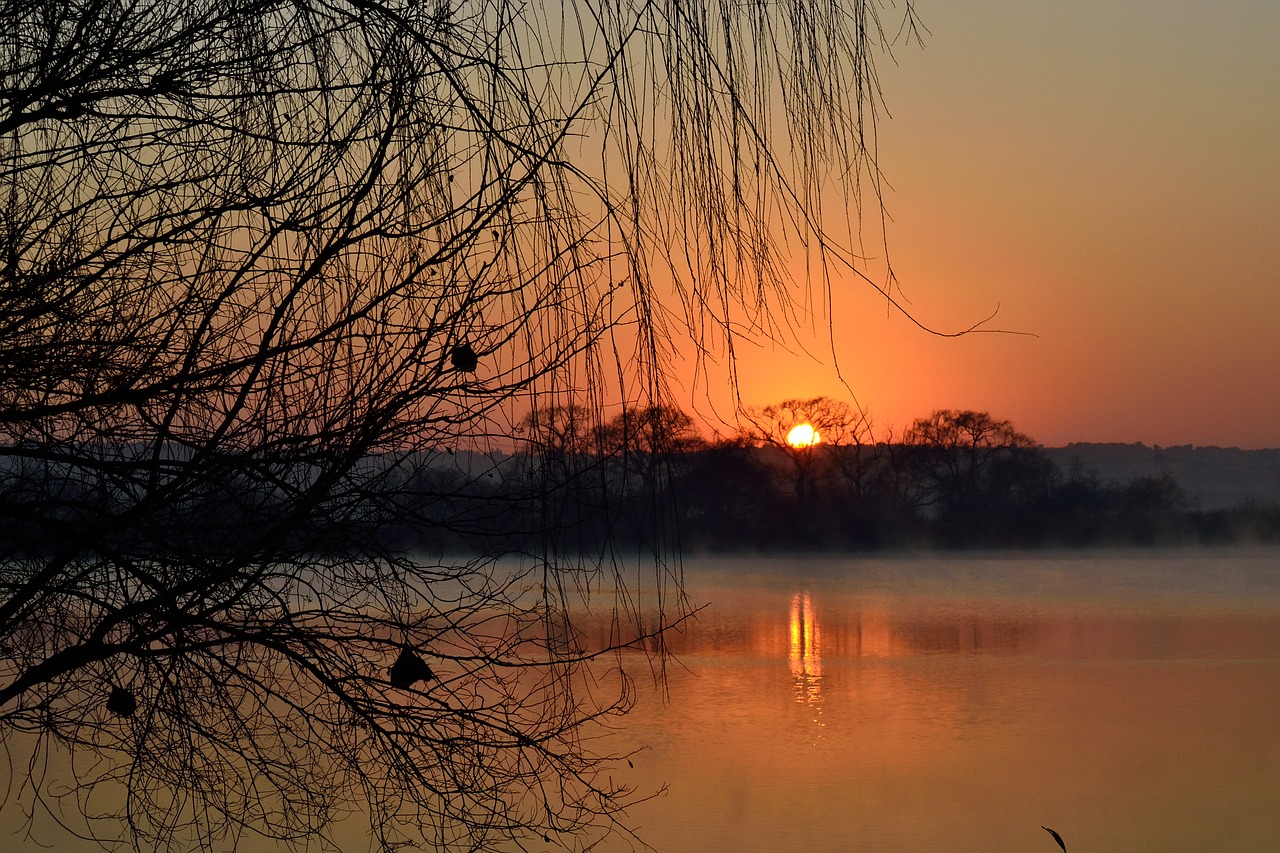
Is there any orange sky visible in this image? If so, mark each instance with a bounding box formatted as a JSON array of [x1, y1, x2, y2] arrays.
[[673, 1, 1280, 449]]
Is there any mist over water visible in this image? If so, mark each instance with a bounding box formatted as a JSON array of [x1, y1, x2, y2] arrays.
[[605, 550, 1280, 853]]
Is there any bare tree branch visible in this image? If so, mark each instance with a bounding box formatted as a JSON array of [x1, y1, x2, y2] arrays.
[[1, 0, 916, 848]]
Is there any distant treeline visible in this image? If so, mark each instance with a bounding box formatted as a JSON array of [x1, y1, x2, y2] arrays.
[[387, 405, 1280, 553], [668, 442, 1280, 551], [8, 405, 1279, 558]]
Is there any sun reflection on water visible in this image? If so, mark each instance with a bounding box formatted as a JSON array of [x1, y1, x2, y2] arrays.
[[788, 592, 824, 731]]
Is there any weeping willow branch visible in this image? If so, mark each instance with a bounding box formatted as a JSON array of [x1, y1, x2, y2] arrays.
[[1, 0, 917, 849]]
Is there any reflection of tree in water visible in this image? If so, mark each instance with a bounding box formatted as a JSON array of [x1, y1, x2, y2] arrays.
[[789, 593, 825, 731]]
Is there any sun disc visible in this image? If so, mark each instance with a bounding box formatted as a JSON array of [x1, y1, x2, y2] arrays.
[[786, 423, 820, 448]]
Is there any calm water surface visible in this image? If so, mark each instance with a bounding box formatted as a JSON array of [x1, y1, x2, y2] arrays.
[[605, 551, 1280, 853], [6, 551, 1280, 852]]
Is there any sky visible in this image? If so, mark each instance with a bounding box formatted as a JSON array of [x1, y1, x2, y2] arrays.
[[685, 0, 1280, 449]]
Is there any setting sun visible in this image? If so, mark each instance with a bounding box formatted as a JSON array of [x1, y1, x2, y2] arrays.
[[786, 423, 821, 448]]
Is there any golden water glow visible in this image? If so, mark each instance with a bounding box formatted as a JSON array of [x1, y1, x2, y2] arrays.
[[785, 423, 820, 448], [789, 593, 823, 722]]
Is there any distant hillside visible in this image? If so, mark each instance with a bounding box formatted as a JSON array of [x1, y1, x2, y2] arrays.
[[1041, 444, 1280, 510]]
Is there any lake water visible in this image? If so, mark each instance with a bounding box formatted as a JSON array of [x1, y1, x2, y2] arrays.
[[601, 551, 1280, 853], [6, 550, 1280, 852]]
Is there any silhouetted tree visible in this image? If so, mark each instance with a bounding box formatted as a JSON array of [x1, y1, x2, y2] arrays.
[[587, 405, 706, 550], [901, 410, 1038, 536], [1, 0, 918, 849], [740, 397, 872, 450], [598, 405, 706, 494], [678, 437, 782, 550], [903, 409, 1036, 453], [1111, 472, 1187, 544], [739, 396, 872, 504], [519, 405, 600, 461]]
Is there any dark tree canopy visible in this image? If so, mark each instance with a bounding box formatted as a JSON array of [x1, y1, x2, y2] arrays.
[[665, 407, 1215, 551], [740, 396, 873, 449], [902, 410, 1037, 450], [0, 0, 919, 849]]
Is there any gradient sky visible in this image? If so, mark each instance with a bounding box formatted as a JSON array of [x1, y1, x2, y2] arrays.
[[687, 0, 1280, 449]]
